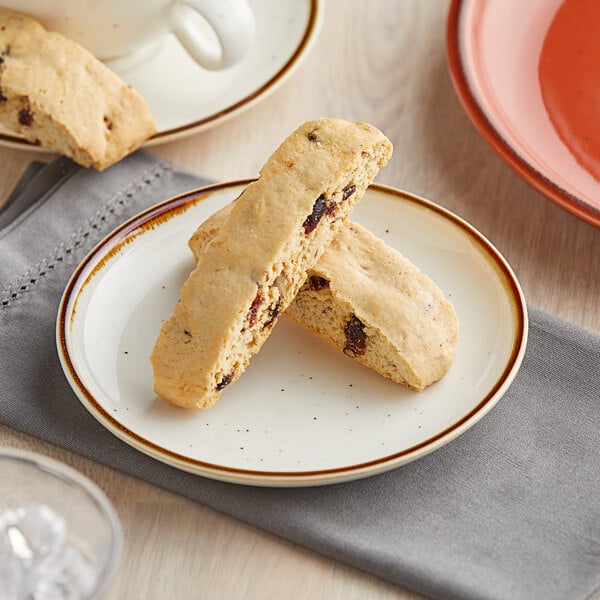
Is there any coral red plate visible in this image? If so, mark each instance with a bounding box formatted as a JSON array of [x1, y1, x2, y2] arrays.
[[447, 0, 600, 228]]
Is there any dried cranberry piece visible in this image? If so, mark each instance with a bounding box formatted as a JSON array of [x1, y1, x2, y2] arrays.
[[262, 298, 281, 330], [302, 195, 327, 234], [246, 292, 264, 328], [18, 107, 33, 126], [216, 371, 235, 391], [342, 184, 356, 200], [302, 195, 337, 234], [343, 316, 367, 357]]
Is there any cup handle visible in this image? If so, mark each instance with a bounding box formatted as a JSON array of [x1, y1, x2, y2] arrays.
[[167, 0, 255, 70]]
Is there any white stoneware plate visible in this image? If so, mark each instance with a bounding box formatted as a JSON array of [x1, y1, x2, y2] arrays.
[[57, 182, 528, 487], [0, 0, 322, 149]]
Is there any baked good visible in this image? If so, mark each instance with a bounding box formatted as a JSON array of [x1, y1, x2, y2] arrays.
[[288, 222, 459, 390], [151, 118, 393, 408], [0, 8, 156, 170], [190, 205, 459, 391]]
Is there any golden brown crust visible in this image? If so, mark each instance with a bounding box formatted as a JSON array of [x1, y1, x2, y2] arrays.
[[152, 118, 392, 408], [0, 8, 156, 170]]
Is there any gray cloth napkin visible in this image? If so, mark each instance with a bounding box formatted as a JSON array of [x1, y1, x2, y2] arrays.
[[1, 152, 599, 600]]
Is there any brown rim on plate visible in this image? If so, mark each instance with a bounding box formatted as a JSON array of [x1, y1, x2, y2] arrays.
[[57, 181, 528, 486], [446, 0, 600, 229]]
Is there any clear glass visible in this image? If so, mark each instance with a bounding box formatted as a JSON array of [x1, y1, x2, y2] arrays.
[[0, 448, 122, 599]]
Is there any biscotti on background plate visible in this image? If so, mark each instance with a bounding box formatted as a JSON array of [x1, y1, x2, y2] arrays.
[[151, 118, 393, 408], [0, 8, 156, 169]]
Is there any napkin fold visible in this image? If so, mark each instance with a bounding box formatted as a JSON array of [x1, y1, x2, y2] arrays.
[[1, 152, 599, 600]]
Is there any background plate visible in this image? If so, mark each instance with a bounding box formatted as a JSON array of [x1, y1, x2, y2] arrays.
[[447, 0, 600, 227], [0, 0, 322, 148], [57, 182, 528, 487]]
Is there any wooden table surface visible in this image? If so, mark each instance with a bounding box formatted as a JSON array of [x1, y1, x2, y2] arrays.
[[1, 1, 598, 598]]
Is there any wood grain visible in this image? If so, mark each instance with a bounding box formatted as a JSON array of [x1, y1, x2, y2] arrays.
[[0, 1, 598, 598]]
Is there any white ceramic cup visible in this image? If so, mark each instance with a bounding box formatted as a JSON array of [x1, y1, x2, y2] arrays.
[[1, 0, 255, 70]]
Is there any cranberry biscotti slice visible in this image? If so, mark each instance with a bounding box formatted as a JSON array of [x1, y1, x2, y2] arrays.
[[190, 207, 459, 392], [287, 222, 459, 390], [151, 119, 393, 408], [0, 8, 156, 170]]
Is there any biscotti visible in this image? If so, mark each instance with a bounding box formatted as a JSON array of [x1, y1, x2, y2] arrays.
[[151, 118, 393, 408], [190, 205, 459, 391], [0, 8, 156, 170]]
